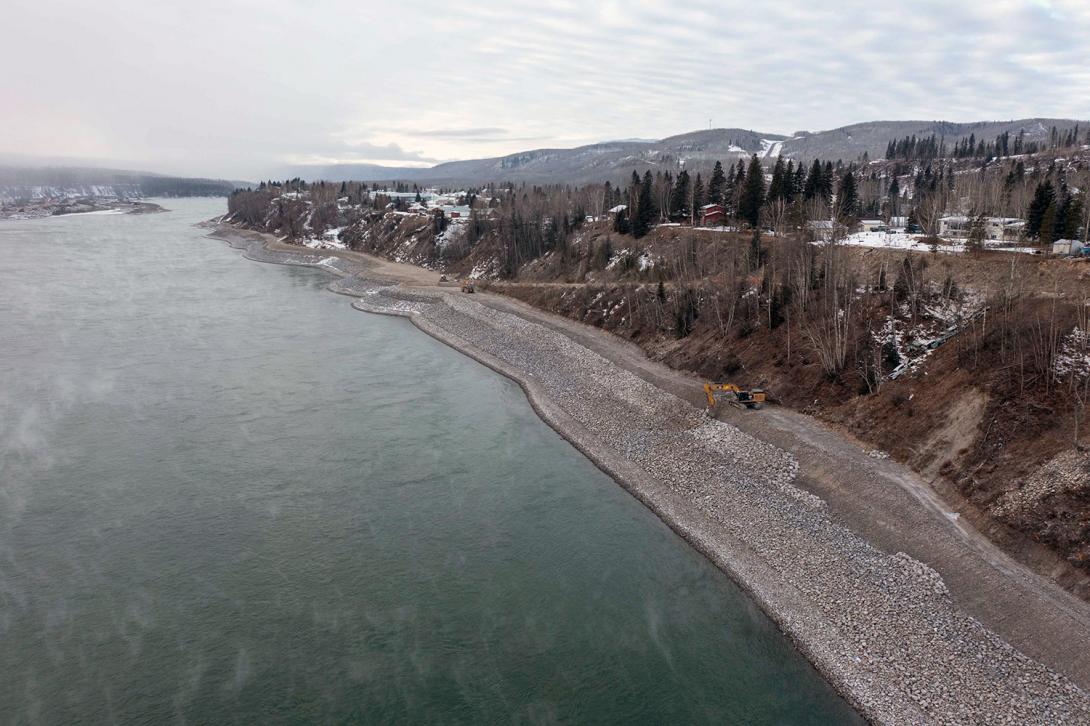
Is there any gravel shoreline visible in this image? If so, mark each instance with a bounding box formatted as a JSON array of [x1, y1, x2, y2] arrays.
[[212, 224, 1090, 724]]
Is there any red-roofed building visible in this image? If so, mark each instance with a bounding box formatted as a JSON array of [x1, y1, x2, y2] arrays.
[[699, 203, 725, 226]]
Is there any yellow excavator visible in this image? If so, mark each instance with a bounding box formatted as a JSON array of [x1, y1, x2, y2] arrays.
[[704, 383, 767, 411], [461, 280, 476, 293]]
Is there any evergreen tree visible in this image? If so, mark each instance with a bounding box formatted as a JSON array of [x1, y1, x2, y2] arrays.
[[722, 172, 736, 217], [738, 155, 766, 228], [1039, 201, 1057, 244], [670, 170, 691, 220], [1026, 180, 1056, 238], [784, 160, 796, 203], [804, 159, 823, 200], [836, 168, 858, 222], [692, 173, 705, 216], [708, 161, 726, 204], [613, 207, 630, 235], [1062, 193, 1086, 240], [1056, 184, 1073, 240], [821, 161, 835, 202], [792, 162, 807, 202], [767, 157, 788, 202], [731, 160, 747, 217], [633, 171, 656, 238]]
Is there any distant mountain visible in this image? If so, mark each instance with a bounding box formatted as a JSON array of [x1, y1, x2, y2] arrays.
[[779, 118, 1084, 162], [297, 128, 781, 185], [293, 118, 1088, 187], [0, 165, 249, 200]]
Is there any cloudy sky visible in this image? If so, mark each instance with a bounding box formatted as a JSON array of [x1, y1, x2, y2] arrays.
[[3, 0, 1089, 180]]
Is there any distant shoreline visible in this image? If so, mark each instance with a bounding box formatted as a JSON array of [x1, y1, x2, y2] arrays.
[[0, 198, 165, 221]]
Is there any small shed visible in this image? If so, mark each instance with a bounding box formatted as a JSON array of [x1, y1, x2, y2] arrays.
[[1053, 239, 1085, 256], [808, 219, 835, 240]]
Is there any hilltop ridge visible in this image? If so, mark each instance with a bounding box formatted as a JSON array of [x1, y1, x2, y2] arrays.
[[294, 118, 1086, 185]]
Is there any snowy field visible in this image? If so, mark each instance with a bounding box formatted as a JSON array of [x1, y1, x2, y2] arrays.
[[828, 231, 1038, 256]]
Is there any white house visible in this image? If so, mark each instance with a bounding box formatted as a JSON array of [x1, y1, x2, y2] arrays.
[[940, 215, 1025, 240], [1053, 239, 1085, 255], [939, 216, 971, 238]]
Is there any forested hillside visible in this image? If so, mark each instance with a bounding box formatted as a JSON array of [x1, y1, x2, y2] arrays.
[[0, 166, 244, 201]]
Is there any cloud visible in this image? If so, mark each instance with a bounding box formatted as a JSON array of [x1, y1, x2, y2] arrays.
[[400, 127, 509, 138], [2, 0, 1090, 178], [336, 140, 440, 164]]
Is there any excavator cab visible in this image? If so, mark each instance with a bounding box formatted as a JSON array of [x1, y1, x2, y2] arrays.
[[704, 383, 766, 410]]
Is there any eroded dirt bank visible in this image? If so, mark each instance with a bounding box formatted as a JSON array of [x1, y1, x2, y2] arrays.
[[209, 223, 1090, 724]]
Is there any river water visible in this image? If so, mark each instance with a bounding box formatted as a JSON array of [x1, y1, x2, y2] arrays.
[[0, 198, 860, 723]]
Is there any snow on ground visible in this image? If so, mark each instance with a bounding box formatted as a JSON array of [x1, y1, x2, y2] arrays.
[[829, 231, 1037, 256], [1055, 328, 1090, 379], [606, 249, 630, 270], [303, 226, 347, 250], [762, 139, 784, 158], [468, 259, 494, 280], [435, 219, 466, 250]]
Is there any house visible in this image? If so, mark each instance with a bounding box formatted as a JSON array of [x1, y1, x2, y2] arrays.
[[940, 215, 1025, 240], [699, 203, 726, 226], [859, 219, 886, 233], [1053, 239, 1085, 255], [939, 216, 972, 238], [808, 220, 835, 240], [889, 216, 908, 229], [991, 218, 1024, 241]]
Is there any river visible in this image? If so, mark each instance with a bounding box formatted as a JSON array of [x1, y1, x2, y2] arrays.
[[0, 198, 860, 723]]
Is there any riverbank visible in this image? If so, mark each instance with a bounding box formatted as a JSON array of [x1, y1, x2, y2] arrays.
[[209, 222, 1090, 724], [0, 198, 164, 220]]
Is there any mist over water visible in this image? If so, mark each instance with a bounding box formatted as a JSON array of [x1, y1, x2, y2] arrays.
[[0, 199, 860, 723]]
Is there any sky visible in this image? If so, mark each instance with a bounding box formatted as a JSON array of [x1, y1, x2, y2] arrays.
[[3, 0, 1090, 180]]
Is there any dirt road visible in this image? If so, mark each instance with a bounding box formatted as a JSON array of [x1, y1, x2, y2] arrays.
[[468, 289, 1090, 690]]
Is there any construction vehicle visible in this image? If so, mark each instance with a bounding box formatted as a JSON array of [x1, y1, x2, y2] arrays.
[[704, 383, 767, 410], [461, 280, 475, 293]]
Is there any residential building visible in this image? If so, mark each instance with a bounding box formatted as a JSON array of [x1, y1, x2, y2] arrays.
[[699, 203, 726, 226]]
